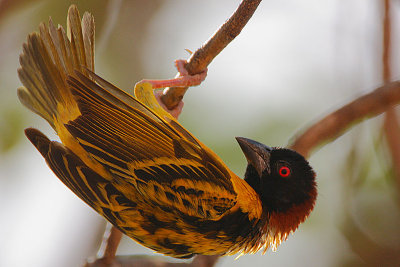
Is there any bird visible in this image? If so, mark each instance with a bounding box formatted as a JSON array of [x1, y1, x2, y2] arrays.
[[17, 5, 317, 259]]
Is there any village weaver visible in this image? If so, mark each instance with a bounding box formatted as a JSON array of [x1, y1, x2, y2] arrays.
[[17, 5, 317, 258]]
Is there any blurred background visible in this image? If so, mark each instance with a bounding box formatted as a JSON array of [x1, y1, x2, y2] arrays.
[[1, 0, 400, 266]]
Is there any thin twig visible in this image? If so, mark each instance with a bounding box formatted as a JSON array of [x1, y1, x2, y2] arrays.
[[85, 226, 123, 267], [87, 254, 220, 267], [382, 0, 391, 83], [289, 81, 400, 158], [102, 227, 123, 264], [160, 0, 262, 109], [381, 0, 400, 194]]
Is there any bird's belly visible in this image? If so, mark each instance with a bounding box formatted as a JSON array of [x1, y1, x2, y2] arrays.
[[114, 205, 263, 258]]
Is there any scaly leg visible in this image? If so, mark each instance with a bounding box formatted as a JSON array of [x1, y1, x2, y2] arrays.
[[140, 59, 207, 89]]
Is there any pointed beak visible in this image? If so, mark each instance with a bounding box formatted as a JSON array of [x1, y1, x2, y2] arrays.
[[236, 137, 272, 177]]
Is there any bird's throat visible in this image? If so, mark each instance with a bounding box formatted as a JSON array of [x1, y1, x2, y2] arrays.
[[263, 186, 317, 250]]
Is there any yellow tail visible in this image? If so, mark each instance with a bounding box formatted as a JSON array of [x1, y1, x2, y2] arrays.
[[17, 5, 94, 129]]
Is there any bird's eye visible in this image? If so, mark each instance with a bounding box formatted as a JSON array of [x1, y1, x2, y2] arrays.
[[279, 166, 291, 177]]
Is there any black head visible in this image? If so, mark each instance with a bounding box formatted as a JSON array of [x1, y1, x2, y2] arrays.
[[236, 137, 316, 214]]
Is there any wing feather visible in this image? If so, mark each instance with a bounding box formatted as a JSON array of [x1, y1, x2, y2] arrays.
[[64, 71, 237, 219]]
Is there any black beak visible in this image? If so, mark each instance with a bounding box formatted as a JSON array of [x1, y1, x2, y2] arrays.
[[236, 137, 272, 177]]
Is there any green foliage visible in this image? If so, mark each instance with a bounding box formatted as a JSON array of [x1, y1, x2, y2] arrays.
[[0, 106, 25, 153]]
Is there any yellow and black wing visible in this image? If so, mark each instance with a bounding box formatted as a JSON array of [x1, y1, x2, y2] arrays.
[[17, 4, 242, 222], [20, 5, 265, 258], [60, 70, 238, 220]]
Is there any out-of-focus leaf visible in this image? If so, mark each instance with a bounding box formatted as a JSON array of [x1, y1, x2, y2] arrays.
[[0, 106, 25, 153]]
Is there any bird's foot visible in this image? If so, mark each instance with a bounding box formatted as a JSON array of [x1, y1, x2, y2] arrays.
[[140, 59, 208, 89], [154, 90, 184, 119]]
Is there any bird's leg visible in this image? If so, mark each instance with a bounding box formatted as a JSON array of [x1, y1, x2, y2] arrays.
[[138, 59, 207, 120], [100, 226, 123, 265], [85, 225, 122, 266], [140, 59, 208, 89], [154, 90, 184, 119]]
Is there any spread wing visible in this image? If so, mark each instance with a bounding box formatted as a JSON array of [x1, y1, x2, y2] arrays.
[[61, 71, 237, 219]]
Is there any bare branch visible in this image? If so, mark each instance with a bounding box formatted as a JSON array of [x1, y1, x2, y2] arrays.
[[289, 81, 400, 158], [102, 227, 123, 264], [382, 0, 391, 83], [86, 254, 220, 267], [381, 0, 400, 194], [161, 0, 262, 109]]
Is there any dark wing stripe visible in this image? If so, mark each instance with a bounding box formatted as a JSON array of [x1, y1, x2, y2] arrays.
[[65, 120, 140, 160], [206, 162, 233, 191], [84, 69, 165, 122], [43, 140, 139, 231], [168, 120, 199, 146], [68, 74, 180, 141], [109, 168, 134, 180], [79, 166, 109, 205], [79, 142, 128, 170], [62, 154, 104, 205], [133, 162, 235, 195], [46, 142, 98, 207], [73, 115, 145, 159], [80, 96, 171, 146], [69, 110, 171, 161], [91, 155, 133, 179], [66, 77, 178, 158], [76, 70, 184, 138], [33, 132, 135, 216], [61, 72, 238, 220], [90, 103, 174, 152], [69, 115, 163, 161]]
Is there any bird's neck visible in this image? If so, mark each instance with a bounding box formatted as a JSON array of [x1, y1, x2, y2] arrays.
[[243, 164, 317, 251], [263, 187, 317, 251], [229, 171, 263, 221]]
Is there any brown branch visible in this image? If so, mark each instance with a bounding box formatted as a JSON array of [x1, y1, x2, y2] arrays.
[[383, 110, 400, 183], [85, 226, 122, 267], [381, 0, 400, 194], [0, 0, 37, 21], [289, 81, 400, 158], [87, 254, 220, 267], [382, 0, 391, 83], [160, 0, 262, 109], [102, 226, 123, 264]]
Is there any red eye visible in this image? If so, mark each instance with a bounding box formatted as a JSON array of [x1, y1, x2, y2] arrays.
[[279, 166, 290, 177]]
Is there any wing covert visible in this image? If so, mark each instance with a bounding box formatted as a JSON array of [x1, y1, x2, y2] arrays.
[[64, 71, 237, 219]]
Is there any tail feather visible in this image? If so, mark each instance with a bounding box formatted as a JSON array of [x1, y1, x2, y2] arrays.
[[25, 128, 51, 156], [81, 13, 95, 71], [18, 5, 95, 129], [25, 127, 110, 211]]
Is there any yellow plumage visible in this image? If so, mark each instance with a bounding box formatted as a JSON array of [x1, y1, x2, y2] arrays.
[[18, 5, 268, 258]]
